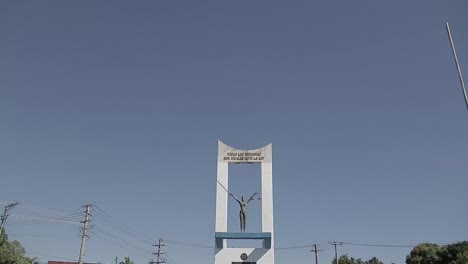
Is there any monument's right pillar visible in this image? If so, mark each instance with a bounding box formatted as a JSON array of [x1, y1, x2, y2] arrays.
[[261, 160, 274, 262]]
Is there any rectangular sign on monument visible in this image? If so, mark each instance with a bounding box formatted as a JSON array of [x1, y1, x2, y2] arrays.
[[218, 141, 272, 163]]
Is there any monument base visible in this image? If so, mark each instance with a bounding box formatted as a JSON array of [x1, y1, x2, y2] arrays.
[[215, 247, 272, 264]]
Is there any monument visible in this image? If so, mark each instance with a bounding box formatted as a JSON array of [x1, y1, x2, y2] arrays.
[[215, 140, 274, 264]]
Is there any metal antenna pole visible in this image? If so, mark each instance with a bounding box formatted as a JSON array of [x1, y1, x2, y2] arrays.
[[446, 22, 468, 111], [78, 204, 92, 264], [0, 202, 19, 230]]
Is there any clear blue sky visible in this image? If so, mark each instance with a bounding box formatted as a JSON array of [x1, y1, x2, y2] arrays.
[[1, 1, 467, 264]]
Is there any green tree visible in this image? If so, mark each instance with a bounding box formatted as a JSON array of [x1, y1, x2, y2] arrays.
[[332, 255, 384, 264], [439, 241, 468, 264], [367, 257, 384, 264], [119, 256, 134, 264], [0, 228, 34, 264], [406, 242, 468, 264], [336, 255, 355, 264], [406, 243, 442, 264]]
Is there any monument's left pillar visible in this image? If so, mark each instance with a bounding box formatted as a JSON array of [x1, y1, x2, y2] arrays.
[[215, 144, 229, 249]]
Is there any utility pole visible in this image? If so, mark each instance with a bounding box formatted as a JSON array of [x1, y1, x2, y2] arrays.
[[310, 244, 320, 264], [152, 239, 166, 264], [0, 202, 19, 246], [331, 242, 343, 264], [78, 204, 92, 264], [0, 202, 19, 230]]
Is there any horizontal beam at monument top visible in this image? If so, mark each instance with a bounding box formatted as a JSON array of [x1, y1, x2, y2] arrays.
[[215, 232, 272, 249], [215, 232, 271, 239]]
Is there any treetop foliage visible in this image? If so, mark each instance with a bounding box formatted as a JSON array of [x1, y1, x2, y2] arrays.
[[332, 255, 384, 264], [406, 242, 468, 264], [0, 228, 34, 264]]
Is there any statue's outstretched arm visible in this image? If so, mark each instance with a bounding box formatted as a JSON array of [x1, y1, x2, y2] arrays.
[[247, 193, 258, 203], [229, 192, 241, 204]]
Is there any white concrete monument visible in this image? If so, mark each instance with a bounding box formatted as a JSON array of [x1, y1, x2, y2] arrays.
[[215, 140, 274, 264]]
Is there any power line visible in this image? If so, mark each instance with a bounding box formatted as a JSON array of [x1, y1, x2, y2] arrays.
[[92, 215, 153, 247], [341, 242, 416, 248], [92, 231, 152, 260], [318, 244, 335, 251], [9, 214, 82, 225], [8, 233, 73, 238], [93, 226, 153, 254], [19, 203, 83, 218], [93, 205, 155, 244], [163, 239, 213, 249], [159, 238, 416, 251], [27, 251, 78, 262], [164, 253, 179, 264], [276, 244, 318, 250], [133, 237, 454, 252], [446, 22, 468, 111], [91, 215, 155, 254], [107, 257, 117, 264], [1, 203, 81, 228], [93, 227, 153, 255], [5, 220, 58, 227], [88, 205, 160, 262]]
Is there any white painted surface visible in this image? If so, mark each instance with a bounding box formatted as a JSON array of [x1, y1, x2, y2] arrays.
[[215, 140, 274, 264], [216, 161, 228, 248], [218, 140, 272, 163], [215, 248, 272, 264], [261, 162, 274, 260]]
